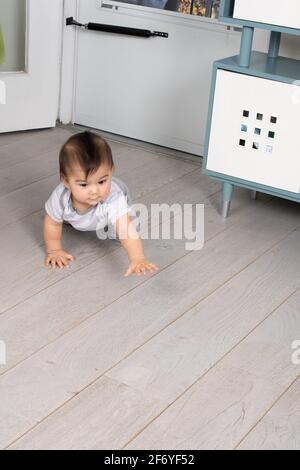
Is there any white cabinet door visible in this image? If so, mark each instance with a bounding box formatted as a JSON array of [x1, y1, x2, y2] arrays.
[[0, 0, 62, 133], [234, 0, 300, 30], [70, 0, 268, 155], [207, 70, 300, 193]]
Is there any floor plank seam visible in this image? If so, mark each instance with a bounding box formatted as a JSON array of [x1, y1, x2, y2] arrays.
[[233, 373, 300, 450], [0, 171, 61, 196]]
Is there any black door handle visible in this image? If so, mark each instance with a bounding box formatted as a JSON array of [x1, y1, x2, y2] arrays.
[[66, 17, 168, 38]]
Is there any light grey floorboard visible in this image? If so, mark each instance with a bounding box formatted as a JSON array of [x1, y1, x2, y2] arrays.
[[8, 376, 163, 450], [0, 128, 72, 170], [0, 196, 299, 448], [124, 287, 300, 450], [0, 185, 277, 379], [237, 377, 300, 450], [1, 126, 299, 450], [8, 226, 300, 450]]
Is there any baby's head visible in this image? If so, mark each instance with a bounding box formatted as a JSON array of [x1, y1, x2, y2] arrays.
[[59, 131, 114, 206]]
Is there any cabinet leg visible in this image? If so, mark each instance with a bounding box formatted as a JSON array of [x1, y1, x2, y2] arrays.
[[268, 31, 281, 59], [222, 182, 234, 218], [250, 190, 257, 200], [239, 26, 254, 67]]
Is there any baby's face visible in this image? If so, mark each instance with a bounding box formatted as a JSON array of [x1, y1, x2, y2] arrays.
[[63, 163, 114, 206]]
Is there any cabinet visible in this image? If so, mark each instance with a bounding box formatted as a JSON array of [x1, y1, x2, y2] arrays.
[[202, 0, 300, 216]]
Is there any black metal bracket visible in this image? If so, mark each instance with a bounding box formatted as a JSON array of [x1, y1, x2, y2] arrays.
[[66, 17, 84, 27], [66, 17, 168, 38]]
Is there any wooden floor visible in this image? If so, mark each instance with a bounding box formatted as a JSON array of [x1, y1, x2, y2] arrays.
[[0, 125, 299, 450]]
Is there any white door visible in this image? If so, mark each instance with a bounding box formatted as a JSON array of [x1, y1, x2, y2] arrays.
[[0, 0, 63, 133], [63, 0, 269, 155]]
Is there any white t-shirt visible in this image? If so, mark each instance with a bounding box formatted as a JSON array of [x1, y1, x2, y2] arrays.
[[45, 176, 131, 232]]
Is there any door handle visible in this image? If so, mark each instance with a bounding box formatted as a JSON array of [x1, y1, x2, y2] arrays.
[[66, 17, 168, 38]]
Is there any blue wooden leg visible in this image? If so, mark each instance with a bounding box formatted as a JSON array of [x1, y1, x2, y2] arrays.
[[250, 190, 257, 200], [239, 26, 254, 67], [222, 182, 234, 218], [268, 31, 281, 59]]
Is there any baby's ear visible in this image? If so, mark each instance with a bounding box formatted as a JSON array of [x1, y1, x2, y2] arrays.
[[60, 175, 69, 189]]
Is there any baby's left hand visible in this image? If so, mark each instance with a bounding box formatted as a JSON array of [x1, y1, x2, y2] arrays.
[[124, 258, 159, 277]]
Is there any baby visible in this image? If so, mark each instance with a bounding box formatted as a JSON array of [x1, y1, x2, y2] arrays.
[[44, 131, 158, 277]]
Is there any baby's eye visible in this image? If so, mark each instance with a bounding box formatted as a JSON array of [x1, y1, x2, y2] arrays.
[[98, 180, 106, 185], [79, 183, 87, 187]]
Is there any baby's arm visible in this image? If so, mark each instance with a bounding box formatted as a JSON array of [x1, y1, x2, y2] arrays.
[[44, 214, 74, 268], [115, 213, 158, 277]]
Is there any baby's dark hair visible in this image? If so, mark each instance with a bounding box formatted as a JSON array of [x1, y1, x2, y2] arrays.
[[59, 131, 114, 179]]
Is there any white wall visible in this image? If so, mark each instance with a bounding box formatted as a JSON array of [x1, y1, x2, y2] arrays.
[[0, 0, 26, 72]]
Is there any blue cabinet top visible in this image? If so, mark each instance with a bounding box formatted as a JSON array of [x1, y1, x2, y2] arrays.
[[215, 52, 300, 84]]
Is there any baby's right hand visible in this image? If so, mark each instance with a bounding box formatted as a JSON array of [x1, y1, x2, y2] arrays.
[[45, 249, 75, 269]]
